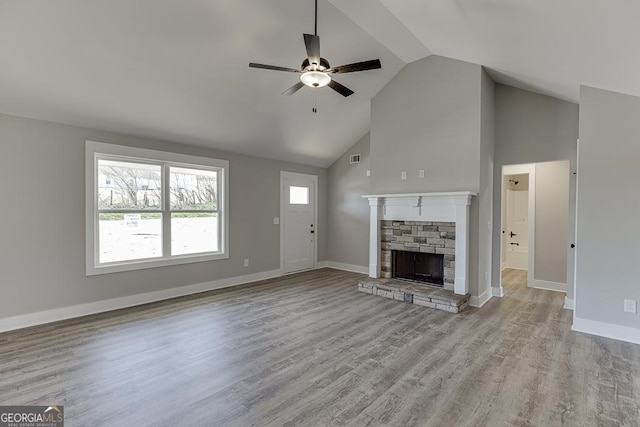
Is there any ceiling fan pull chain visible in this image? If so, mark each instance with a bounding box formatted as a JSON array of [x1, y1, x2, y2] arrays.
[[313, 92, 318, 113]]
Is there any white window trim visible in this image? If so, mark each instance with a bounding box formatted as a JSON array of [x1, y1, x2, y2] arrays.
[[85, 141, 229, 276]]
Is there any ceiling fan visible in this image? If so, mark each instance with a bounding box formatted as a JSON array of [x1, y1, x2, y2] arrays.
[[249, 0, 381, 98]]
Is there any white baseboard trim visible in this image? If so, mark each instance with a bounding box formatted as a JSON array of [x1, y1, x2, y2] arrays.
[[316, 261, 329, 269], [492, 286, 504, 298], [529, 279, 567, 293], [469, 288, 492, 308], [501, 261, 507, 271], [326, 261, 368, 274], [0, 269, 282, 334], [572, 317, 640, 345], [564, 297, 575, 310]]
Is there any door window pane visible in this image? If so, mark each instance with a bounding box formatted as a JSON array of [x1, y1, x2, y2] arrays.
[[99, 213, 162, 263], [171, 213, 219, 255], [289, 186, 309, 205], [98, 160, 161, 210], [170, 167, 218, 210]]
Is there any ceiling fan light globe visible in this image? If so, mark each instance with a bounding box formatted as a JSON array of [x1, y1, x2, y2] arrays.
[[300, 71, 331, 88]]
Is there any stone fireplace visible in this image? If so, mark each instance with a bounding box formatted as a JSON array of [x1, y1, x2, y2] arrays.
[[363, 192, 475, 295], [380, 219, 455, 289]]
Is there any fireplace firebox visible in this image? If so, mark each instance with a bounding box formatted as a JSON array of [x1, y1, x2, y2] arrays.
[[392, 250, 444, 287]]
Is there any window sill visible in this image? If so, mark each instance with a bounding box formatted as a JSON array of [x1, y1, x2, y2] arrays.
[[86, 252, 229, 276]]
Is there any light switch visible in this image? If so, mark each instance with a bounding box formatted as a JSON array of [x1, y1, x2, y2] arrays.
[[624, 299, 637, 313], [273, 217, 280, 225], [401, 171, 407, 180]]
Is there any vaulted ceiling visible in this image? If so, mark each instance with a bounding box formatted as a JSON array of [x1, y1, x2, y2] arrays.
[[1, 1, 638, 167], [346, 0, 640, 104]]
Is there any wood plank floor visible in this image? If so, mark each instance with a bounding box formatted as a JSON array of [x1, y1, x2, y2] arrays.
[[1, 268, 640, 426]]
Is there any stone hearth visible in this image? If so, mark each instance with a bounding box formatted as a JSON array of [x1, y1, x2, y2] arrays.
[[358, 279, 470, 314]]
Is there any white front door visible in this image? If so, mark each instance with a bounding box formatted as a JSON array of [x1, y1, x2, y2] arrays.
[[281, 172, 316, 273]]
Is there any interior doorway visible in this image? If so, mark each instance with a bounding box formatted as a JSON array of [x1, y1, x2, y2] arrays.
[[500, 163, 535, 292], [500, 161, 571, 295]]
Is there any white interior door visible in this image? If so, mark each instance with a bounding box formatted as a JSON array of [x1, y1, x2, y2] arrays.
[[506, 189, 529, 269], [281, 172, 316, 273], [500, 164, 536, 293]]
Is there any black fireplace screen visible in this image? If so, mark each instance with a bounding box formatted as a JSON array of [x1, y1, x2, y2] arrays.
[[392, 250, 444, 286]]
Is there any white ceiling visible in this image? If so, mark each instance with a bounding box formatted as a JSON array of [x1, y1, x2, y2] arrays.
[[2, 1, 639, 167], [0, 0, 404, 167], [358, 0, 640, 103]]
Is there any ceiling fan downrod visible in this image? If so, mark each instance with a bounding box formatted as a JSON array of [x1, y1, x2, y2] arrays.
[[314, 0, 318, 36]]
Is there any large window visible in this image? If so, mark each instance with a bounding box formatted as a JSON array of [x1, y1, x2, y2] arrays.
[[86, 141, 228, 275]]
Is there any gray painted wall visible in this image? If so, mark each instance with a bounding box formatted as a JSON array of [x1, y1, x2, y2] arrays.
[[535, 160, 570, 284], [326, 133, 371, 268], [0, 113, 327, 318], [370, 56, 481, 194], [576, 86, 640, 329], [492, 84, 578, 300]]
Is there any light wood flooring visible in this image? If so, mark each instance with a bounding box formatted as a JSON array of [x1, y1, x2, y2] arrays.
[[1, 268, 640, 426]]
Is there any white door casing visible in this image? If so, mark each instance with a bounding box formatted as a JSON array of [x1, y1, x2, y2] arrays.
[[570, 139, 580, 312], [280, 172, 317, 274]]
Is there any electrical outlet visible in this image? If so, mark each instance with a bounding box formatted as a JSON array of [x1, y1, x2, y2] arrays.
[[273, 217, 279, 225], [244, 259, 249, 267], [401, 171, 407, 180], [366, 169, 371, 177], [419, 169, 425, 178], [624, 299, 637, 313]]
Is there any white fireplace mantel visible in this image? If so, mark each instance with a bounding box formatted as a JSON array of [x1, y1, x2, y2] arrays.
[[362, 191, 476, 295]]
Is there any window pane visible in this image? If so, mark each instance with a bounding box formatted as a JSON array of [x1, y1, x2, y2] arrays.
[[289, 186, 309, 204], [170, 167, 218, 210], [171, 213, 219, 255], [98, 160, 161, 210], [99, 213, 162, 263]]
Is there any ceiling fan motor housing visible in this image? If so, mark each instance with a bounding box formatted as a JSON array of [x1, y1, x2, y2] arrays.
[[302, 58, 331, 72]]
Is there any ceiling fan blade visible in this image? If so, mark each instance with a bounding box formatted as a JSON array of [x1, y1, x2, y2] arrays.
[[249, 63, 300, 73], [303, 34, 321, 67], [329, 59, 382, 74], [328, 80, 354, 97], [282, 81, 305, 96]]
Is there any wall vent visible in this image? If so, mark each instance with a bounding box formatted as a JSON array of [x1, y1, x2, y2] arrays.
[[349, 154, 361, 164]]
